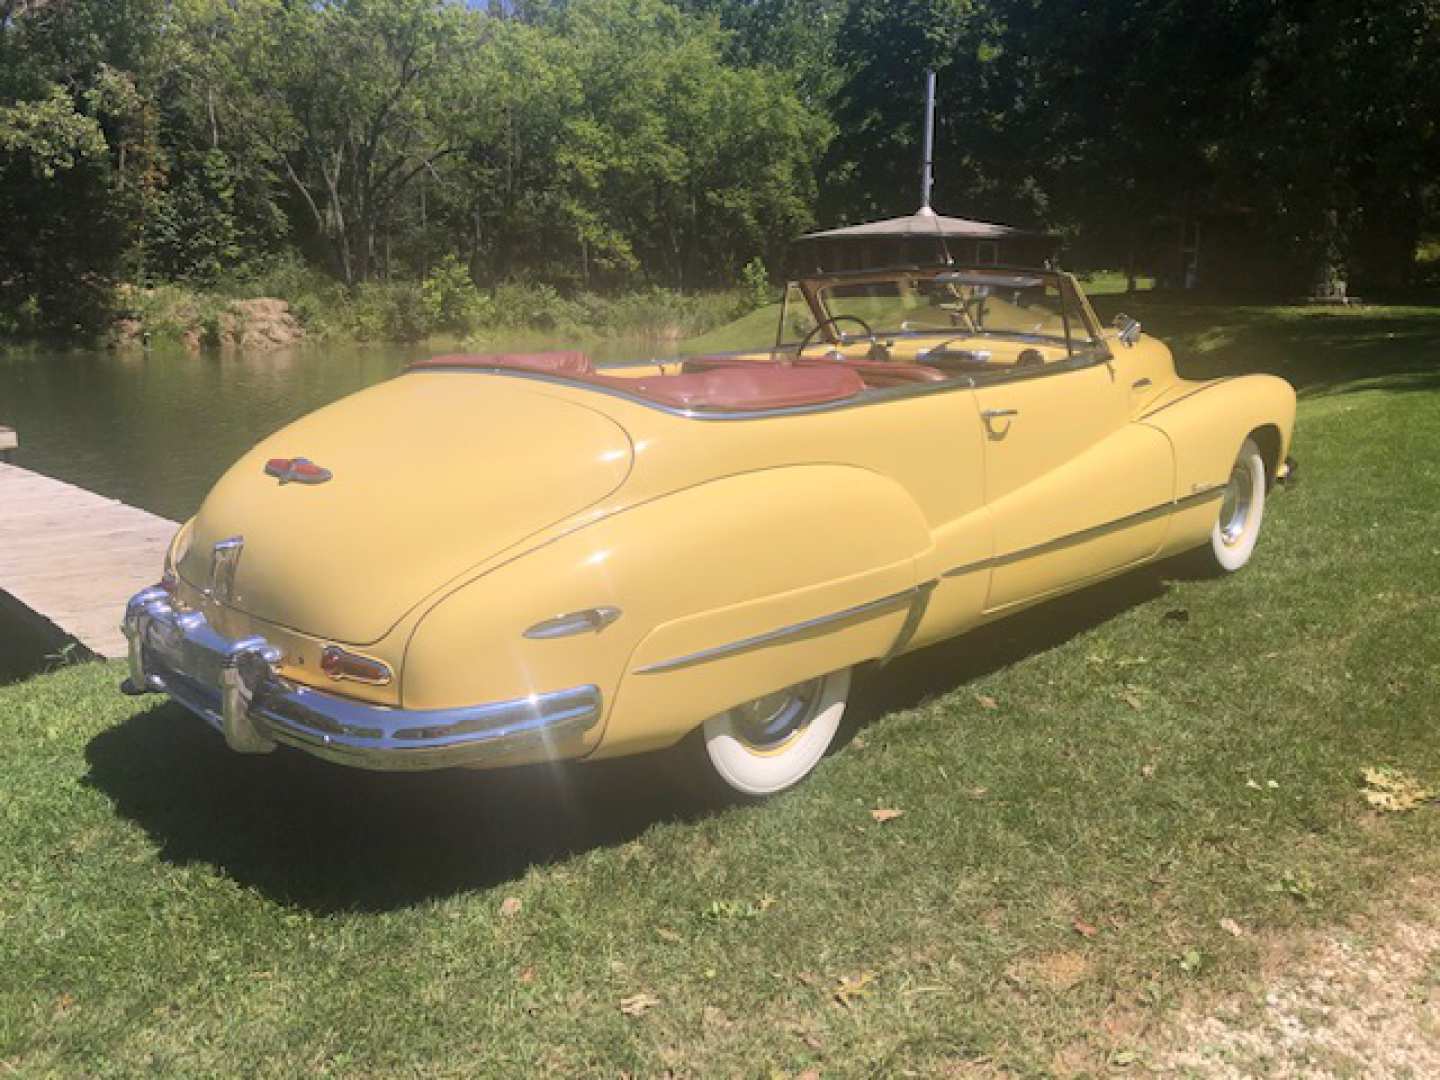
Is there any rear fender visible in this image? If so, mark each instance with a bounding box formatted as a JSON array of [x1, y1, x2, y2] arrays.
[[402, 465, 931, 761]]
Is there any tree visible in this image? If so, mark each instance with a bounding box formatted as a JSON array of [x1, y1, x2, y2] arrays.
[[194, 0, 487, 284]]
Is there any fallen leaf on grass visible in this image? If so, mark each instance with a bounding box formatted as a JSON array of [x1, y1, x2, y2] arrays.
[[1072, 919, 1098, 939], [833, 971, 876, 1007], [619, 992, 660, 1017], [1218, 918, 1245, 938], [869, 807, 904, 824], [499, 896, 523, 917], [655, 927, 682, 943], [1120, 691, 1143, 711], [1361, 766, 1436, 813], [517, 966, 537, 984], [975, 693, 999, 710]]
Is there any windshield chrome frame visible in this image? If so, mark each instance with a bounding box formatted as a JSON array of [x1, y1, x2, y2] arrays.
[[776, 263, 1105, 357]]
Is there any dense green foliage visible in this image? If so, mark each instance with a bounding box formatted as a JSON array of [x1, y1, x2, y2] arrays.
[[2, 0, 1437, 339]]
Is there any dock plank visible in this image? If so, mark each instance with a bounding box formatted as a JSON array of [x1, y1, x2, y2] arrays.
[[0, 463, 177, 658]]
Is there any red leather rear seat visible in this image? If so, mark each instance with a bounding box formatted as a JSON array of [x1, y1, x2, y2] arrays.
[[410, 351, 593, 375], [585, 364, 864, 411]]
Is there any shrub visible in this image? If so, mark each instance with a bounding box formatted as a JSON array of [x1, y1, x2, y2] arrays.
[[738, 256, 773, 314], [348, 282, 429, 342], [491, 281, 584, 333], [422, 256, 492, 334]]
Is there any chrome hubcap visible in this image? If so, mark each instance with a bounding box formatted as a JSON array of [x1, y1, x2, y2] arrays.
[[727, 677, 823, 749], [1219, 461, 1253, 546]]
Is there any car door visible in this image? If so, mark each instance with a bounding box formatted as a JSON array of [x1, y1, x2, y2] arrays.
[[971, 356, 1174, 612]]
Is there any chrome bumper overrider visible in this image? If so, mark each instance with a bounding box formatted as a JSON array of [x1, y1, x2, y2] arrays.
[[119, 587, 602, 771]]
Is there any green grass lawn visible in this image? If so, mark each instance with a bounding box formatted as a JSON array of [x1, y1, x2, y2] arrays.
[[677, 300, 782, 354], [4, 301, 1440, 1074]]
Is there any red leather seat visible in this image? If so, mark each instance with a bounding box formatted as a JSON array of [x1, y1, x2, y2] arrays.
[[585, 364, 864, 411], [790, 357, 948, 385], [409, 351, 864, 411], [684, 354, 947, 388], [409, 351, 593, 375]]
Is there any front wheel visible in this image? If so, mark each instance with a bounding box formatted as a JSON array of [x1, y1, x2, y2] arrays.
[[694, 668, 852, 798], [1199, 437, 1268, 573]]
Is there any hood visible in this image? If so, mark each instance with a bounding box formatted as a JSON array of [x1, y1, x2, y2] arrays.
[[180, 373, 632, 644]]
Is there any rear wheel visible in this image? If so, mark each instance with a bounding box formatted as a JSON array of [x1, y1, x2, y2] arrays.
[[695, 668, 852, 798], [1198, 437, 1268, 573]]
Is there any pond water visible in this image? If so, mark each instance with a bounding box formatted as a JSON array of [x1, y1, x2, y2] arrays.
[[0, 338, 668, 522]]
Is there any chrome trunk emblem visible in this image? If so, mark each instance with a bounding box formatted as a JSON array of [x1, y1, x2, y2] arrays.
[[208, 536, 244, 603]]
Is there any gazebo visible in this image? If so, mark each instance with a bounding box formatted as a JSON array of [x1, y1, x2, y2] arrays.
[[790, 206, 1059, 274]]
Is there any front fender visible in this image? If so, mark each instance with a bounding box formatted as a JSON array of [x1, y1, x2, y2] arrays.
[[401, 464, 932, 763], [1140, 374, 1296, 556]]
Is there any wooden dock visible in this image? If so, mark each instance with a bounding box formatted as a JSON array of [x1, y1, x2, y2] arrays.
[[0, 462, 177, 658]]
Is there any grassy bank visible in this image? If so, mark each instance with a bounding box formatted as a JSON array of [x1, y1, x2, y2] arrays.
[[3, 309, 1440, 1074]]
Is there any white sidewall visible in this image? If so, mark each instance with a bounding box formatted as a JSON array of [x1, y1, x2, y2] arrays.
[[702, 668, 852, 796], [1210, 439, 1267, 572]]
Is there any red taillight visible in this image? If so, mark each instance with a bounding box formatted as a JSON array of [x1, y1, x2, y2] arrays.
[[320, 646, 392, 685]]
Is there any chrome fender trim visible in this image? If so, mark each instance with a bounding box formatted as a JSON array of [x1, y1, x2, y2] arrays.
[[633, 582, 935, 675]]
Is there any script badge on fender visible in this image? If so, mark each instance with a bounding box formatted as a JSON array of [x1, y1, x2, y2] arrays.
[[264, 457, 332, 485]]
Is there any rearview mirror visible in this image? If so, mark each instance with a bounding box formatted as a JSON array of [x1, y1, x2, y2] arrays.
[[1113, 313, 1142, 347]]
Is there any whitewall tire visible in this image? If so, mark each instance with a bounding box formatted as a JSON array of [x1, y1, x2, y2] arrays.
[[1205, 437, 1267, 573], [699, 668, 852, 797]]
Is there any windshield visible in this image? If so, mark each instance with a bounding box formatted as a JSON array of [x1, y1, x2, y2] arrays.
[[814, 269, 1095, 347]]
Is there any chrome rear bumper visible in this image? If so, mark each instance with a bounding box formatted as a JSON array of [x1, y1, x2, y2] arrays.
[[120, 587, 602, 771]]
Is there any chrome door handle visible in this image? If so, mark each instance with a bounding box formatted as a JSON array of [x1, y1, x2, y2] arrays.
[[981, 408, 1019, 419], [1132, 378, 1152, 390]]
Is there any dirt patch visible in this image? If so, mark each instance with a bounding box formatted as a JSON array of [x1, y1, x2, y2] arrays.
[[211, 298, 304, 351], [1007, 949, 1092, 993], [1153, 886, 1440, 1076], [110, 294, 305, 352]]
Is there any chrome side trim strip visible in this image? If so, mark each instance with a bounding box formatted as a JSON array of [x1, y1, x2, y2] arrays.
[[881, 579, 937, 663], [634, 584, 926, 675], [1137, 378, 1235, 420], [943, 487, 1224, 578]]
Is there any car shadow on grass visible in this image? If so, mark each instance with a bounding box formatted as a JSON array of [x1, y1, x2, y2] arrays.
[[84, 564, 1178, 914], [840, 562, 1174, 743], [83, 706, 717, 913]]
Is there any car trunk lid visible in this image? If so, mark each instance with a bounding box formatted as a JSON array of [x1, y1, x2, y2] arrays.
[[178, 373, 632, 644]]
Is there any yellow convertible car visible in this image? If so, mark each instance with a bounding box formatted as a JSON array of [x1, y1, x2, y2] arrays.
[[121, 264, 1295, 796]]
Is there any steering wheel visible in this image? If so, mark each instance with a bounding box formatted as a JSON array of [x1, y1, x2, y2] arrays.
[[795, 315, 883, 360]]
